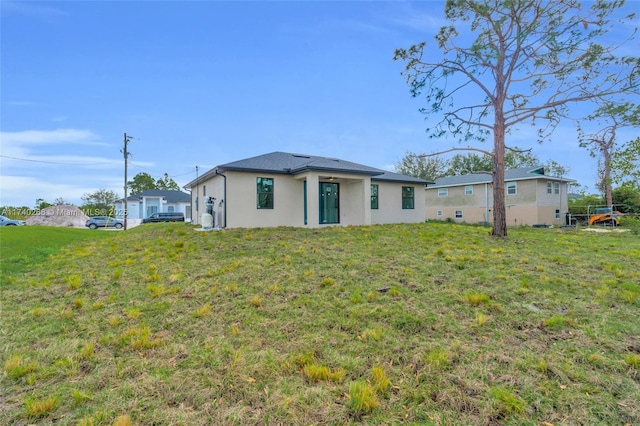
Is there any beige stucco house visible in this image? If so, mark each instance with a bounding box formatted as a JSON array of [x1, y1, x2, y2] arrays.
[[425, 167, 575, 226], [184, 152, 430, 228]]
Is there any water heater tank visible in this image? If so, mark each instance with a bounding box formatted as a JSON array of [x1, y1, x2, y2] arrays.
[[201, 212, 213, 229]]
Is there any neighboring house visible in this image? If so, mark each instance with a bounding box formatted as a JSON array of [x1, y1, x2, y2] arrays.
[[114, 189, 191, 221], [425, 167, 575, 226], [184, 151, 431, 228]]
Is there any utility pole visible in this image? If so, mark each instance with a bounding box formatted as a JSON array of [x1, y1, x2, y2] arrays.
[[121, 133, 132, 230]]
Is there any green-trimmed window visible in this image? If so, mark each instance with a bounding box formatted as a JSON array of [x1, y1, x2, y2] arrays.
[[402, 186, 414, 209], [257, 177, 274, 209], [371, 184, 379, 209]]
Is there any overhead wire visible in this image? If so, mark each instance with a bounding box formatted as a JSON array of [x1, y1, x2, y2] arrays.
[[2, 155, 197, 180], [0, 154, 116, 166]]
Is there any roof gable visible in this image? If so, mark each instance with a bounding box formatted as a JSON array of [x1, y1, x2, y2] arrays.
[[185, 152, 431, 188]]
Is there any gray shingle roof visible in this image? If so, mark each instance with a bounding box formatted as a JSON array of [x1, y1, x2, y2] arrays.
[[220, 152, 385, 175], [119, 190, 191, 203], [185, 152, 431, 187], [429, 166, 574, 188]]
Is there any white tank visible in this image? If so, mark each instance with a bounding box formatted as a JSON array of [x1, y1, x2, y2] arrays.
[[201, 212, 213, 229]]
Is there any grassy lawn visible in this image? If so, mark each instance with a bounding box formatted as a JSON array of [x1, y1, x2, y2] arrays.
[[0, 226, 114, 275], [1, 223, 639, 425]]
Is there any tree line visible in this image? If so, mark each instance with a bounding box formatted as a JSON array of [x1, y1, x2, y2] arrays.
[[1, 172, 181, 219], [395, 149, 569, 182]]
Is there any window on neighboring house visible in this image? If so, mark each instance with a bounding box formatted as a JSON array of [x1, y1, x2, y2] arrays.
[[371, 184, 379, 209], [547, 182, 553, 194], [554, 182, 560, 194], [555, 209, 560, 219], [437, 210, 443, 217], [465, 185, 473, 195], [167, 206, 174, 212], [507, 182, 517, 195], [455, 210, 463, 219], [438, 188, 448, 197], [402, 186, 414, 209], [203, 185, 206, 197], [257, 177, 274, 209]]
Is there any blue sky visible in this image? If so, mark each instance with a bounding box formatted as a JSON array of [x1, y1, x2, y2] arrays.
[[1, 1, 638, 207]]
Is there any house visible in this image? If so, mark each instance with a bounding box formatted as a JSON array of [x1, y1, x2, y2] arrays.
[[424, 166, 575, 226], [114, 189, 191, 221], [184, 151, 430, 228]]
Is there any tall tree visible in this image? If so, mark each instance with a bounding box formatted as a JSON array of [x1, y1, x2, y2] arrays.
[[447, 152, 492, 175], [579, 102, 640, 206], [395, 152, 449, 180], [156, 173, 180, 191], [128, 172, 181, 194], [128, 172, 158, 195], [394, 0, 639, 236], [81, 189, 119, 212], [444, 147, 539, 175], [611, 137, 640, 190]]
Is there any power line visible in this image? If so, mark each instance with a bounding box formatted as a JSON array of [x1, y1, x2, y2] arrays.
[[129, 162, 196, 179], [2, 154, 197, 179], [0, 154, 116, 166]]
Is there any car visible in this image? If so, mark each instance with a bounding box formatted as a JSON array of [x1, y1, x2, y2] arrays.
[[0, 215, 26, 226], [85, 216, 124, 229], [142, 212, 185, 223]]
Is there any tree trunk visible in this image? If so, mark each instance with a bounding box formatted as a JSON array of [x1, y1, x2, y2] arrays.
[[492, 77, 507, 237], [603, 131, 615, 209], [492, 123, 507, 237]]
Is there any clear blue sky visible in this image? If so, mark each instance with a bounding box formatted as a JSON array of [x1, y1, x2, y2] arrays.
[[1, 1, 638, 207]]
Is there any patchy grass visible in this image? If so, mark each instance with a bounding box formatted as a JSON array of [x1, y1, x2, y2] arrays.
[[0, 225, 112, 275], [1, 222, 639, 424]]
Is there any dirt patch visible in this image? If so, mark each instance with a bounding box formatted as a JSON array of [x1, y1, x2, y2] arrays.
[[582, 227, 629, 233], [25, 205, 89, 228]]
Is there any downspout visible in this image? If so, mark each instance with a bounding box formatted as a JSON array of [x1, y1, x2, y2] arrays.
[[215, 170, 227, 228], [485, 182, 489, 223]]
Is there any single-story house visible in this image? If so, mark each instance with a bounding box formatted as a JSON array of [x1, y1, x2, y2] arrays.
[[184, 151, 431, 228], [424, 166, 575, 226], [114, 189, 191, 221]]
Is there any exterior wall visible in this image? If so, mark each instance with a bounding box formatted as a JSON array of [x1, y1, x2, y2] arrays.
[[226, 171, 305, 228], [191, 175, 225, 226], [425, 179, 570, 226], [191, 170, 426, 229], [114, 200, 141, 219], [425, 183, 492, 224], [372, 181, 426, 225]]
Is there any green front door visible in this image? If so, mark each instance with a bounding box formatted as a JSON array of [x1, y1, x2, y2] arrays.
[[319, 182, 339, 224]]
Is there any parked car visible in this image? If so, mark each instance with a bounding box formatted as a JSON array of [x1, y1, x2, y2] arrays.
[[0, 215, 26, 226], [85, 216, 124, 229], [142, 212, 185, 223]]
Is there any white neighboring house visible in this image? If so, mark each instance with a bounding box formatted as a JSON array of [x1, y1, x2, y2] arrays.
[[114, 190, 191, 221]]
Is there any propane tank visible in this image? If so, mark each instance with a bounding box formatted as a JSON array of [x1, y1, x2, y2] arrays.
[[201, 212, 213, 229]]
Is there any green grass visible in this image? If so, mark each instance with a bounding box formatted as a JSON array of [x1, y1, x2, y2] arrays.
[[1, 222, 639, 424], [0, 226, 112, 275]]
